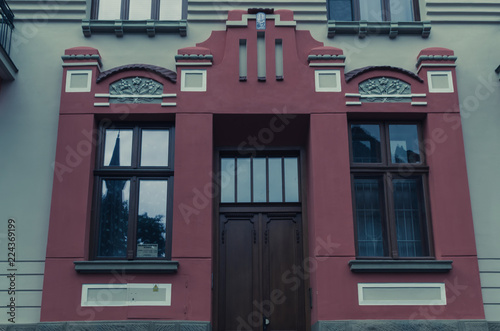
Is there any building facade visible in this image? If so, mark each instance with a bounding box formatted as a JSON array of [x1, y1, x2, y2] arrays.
[[1, 0, 500, 330]]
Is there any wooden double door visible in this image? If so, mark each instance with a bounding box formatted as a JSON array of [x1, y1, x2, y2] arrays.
[[217, 210, 306, 331]]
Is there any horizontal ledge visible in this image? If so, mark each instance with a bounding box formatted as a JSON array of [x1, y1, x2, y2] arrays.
[[74, 260, 179, 274], [328, 20, 431, 39], [82, 19, 187, 37], [349, 260, 453, 273]]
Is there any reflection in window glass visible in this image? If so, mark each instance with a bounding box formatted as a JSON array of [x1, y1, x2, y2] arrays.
[[221, 158, 235, 203], [351, 124, 381, 163], [129, 0, 152, 19], [328, 0, 353, 21], [137, 180, 168, 258], [104, 129, 133, 167], [98, 0, 121, 19], [268, 158, 283, 202], [98, 179, 130, 257], [393, 178, 425, 257], [141, 130, 169, 167], [237, 158, 251, 202], [389, 125, 421, 163], [253, 158, 266, 202], [284, 158, 299, 202], [390, 0, 413, 21], [359, 0, 383, 21], [354, 177, 386, 257]]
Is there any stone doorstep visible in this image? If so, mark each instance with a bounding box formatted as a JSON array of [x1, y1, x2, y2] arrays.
[[0, 321, 211, 331], [313, 320, 494, 331]]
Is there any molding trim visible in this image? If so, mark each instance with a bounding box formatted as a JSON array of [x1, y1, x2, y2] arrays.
[[226, 14, 296, 27], [349, 260, 453, 273], [416, 54, 458, 67], [61, 54, 103, 67], [82, 19, 187, 37], [327, 20, 431, 39], [74, 260, 179, 274]]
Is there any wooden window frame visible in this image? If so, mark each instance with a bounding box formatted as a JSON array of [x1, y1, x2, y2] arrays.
[[91, 123, 175, 260], [329, 0, 421, 21], [349, 121, 433, 260]]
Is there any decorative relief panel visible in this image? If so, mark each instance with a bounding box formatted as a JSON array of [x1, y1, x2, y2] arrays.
[[359, 77, 411, 103], [110, 77, 163, 104]]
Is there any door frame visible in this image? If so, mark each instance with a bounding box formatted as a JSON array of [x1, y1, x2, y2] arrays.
[[212, 147, 310, 331]]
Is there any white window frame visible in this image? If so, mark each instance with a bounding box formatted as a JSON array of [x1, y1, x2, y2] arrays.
[[358, 283, 447, 306], [65, 70, 92, 93], [427, 71, 454, 93], [181, 69, 207, 92], [81, 283, 172, 306], [315, 70, 341, 92]]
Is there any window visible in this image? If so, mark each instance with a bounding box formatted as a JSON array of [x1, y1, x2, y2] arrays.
[[92, 124, 174, 260], [328, 0, 420, 21], [349, 122, 431, 259], [92, 0, 183, 20]]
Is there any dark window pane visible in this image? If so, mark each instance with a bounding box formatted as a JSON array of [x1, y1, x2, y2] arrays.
[[268, 158, 283, 202], [136, 180, 168, 258], [328, 0, 353, 20], [390, 0, 414, 21], [98, 179, 130, 257], [284, 157, 299, 202], [103, 129, 133, 166], [351, 124, 382, 163], [354, 178, 386, 256], [393, 178, 426, 257], [221, 158, 235, 203], [140, 130, 169, 167], [359, 0, 383, 21], [237, 158, 251, 202], [253, 158, 267, 203], [389, 124, 421, 164]]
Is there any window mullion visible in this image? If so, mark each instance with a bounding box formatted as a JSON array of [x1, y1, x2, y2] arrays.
[[127, 177, 138, 259], [385, 172, 399, 258], [152, 0, 160, 20], [383, 0, 390, 21], [122, 0, 129, 20]]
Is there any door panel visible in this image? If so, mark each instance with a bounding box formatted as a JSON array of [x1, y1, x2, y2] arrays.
[[219, 212, 305, 331]]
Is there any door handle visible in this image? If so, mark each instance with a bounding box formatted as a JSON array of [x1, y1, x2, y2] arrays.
[[263, 315, 270, 331]]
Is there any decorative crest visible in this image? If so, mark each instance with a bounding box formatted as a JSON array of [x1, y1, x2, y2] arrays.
[[359, 77, 411, 103], [109, 77, 163, 104]]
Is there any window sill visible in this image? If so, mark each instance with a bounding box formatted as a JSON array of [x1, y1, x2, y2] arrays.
[[74, 260, 179, 274], [348, 260, 452, 273], [327, 20, 431, 39], [82, 19, 187, 37]]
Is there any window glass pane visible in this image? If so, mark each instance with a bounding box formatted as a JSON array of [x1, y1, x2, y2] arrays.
[[390, 0, 414, 21], [393, 178, 426, 257], [140, 130, 169, 167], [268, 158, 283, 203], [389, 124, 421, 164], [98, 0, 122, 19], [98, 179, 130, 257], [351, 124, 382, 163], [328, 0, 353, 21], [284, 157, 299, 202], [159, 0, 183, 20], [237, 158, 251, 203], [129, 0, 152, 20], [253, 158, 267, 203], [221, 158, 235, 203], [104, 129, 133, 167], [359, 0, 383, 21], [136, 180, 168, 258], [354, 178, 386, 256]]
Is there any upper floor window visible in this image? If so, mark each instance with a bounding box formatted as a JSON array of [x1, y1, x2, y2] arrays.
[[92, 124, 175, 260], [92, 0, 183, 20], [328, 0, 420, 21], [349, 122, 432, 259]]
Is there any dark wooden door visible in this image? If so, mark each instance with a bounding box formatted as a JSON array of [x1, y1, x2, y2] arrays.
[[218, 212, 306, 331]]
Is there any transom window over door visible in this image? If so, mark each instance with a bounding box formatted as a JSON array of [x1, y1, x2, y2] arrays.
[[92, 124, 174, 260], [92, 0, 183, 20], [349, 122, 432, 259], [328, 0, 420, 21], [220, 155, 300, 203]]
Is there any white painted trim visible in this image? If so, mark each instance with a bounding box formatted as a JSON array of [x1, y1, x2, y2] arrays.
[[181, 69, 207, 92], [62, 62, 100, 67], [428, 71, 454, 93], [346, 93, 426, 98], [81, 283, 172, 307], [412, 93, 427, 98], [309, 63, 346, 67], [94, 103, 110, 107], [65, 70, 92, 92], [161, 103, 177, 107], [417, 63, 456, 73], [175, 62, 213, 66], [358, 283, 446, 306], [95, 93, 177, 98], [345, 93, 361, 97], [315, 70, 341, 92], [162, 94, 177, 98], [412, 102, 428, 106], [346, 101, 362, 106], [226, 14, 296, 27]]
